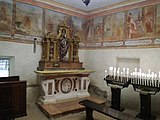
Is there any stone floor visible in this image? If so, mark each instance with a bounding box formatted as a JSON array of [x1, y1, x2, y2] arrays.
[[16, 103, 115, 120], [16, 100, 160, 120], [36, 96, 106, 119]]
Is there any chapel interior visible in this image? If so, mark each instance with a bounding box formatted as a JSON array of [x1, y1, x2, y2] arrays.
[[0, 0, 160, 120]]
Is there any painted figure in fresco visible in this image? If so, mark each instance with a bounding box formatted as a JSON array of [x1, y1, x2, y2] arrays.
[[59, 29, 69, 61], [0, 2, 7, 22], [95, 24, 103, 40], [23, 15, 31, 29], [87, 20, 94, 39], [47, 18, 53, 33], [127, 12, 137, 38], [146, 20, 153, 33]]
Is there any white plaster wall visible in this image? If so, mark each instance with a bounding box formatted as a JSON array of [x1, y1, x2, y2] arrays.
[[0, 41, 41, 104], [0, 41, 41, 85], [79, 48, 160, 114]]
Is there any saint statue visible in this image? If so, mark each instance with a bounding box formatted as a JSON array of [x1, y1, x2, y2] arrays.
[[59, 29, 69, 61]]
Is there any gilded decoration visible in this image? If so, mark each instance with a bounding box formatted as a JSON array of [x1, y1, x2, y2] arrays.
[[39, 23, 81, 70]]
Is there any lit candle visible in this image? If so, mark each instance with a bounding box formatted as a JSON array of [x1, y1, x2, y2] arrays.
[[105, 70, 107, 77], [135, 68, 137, 79], [147, 74, 150, 86], [126, 68, 129, 82], [114, 68, 116, 80], [155, 74, 157, 87], [142, 73, 144, 85], [139, 69, 142, 84], [109, 67, 113, 76], [148, 69, 151, 78], [130, 73, 133, 83], [121, 72, 123, 82], [123, 68, 125, 77], [117, 68, 120, 81], [144, 73, 147, 86], [151, 72, 154, 86]]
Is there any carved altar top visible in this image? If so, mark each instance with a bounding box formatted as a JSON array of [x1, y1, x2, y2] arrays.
[[35, 70, 94, 76]]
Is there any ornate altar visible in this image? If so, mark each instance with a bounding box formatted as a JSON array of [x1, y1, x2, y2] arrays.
[[38, 23, 83, 70], [35, 23, 94, 104]]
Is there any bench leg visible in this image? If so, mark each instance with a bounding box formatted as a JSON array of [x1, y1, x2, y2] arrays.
[[85, 107, 94, 120]]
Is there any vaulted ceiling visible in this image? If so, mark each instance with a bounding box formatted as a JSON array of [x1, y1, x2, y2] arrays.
[[50, 0, 147, 11]]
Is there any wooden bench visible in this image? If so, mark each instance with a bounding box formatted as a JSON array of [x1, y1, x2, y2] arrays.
[[79, 100, 137, 120]]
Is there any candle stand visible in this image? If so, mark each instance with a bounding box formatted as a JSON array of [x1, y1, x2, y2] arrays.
[[104, 75, 131, 111], [132, 79, 160, 120]]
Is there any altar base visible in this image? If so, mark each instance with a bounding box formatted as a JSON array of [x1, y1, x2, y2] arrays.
[[35, 70, 94, 105], [36, 96, 105, 120]]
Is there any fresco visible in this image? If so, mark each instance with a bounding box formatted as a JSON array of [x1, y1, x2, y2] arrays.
[[115, 12, 125, 40], [15, 2, 42, 36], [103, 14, 116, 41], [93, 17, 103, 41], [45, 10, 86, 42], [144, 5, 155, 37], [126, 8, 145, 39], [71, 16, 86, 42], [0, 0, 12, 33], [45, 10, 66, 34], [86, 19, 94, 41], [156, 3, 160, 36]]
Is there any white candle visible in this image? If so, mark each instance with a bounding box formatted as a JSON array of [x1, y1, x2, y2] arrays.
[[144, 73, 147, 85], [123, 68, 125, 77], [131, 73, 133, 83], [117, 68, 120, 81], [109, 67, 113, 76], [121, 72, 123, 82], [114, 68, 116, 80], [147, 74, 150, 86], [139, 69, 142, 83], [135, 68, 137, 78], [105, 70, 107, 77], [151, 72, 154, 85], [126, 68, 129, 82], [155, 74, 157, 87], [148, 69, 151, 75]]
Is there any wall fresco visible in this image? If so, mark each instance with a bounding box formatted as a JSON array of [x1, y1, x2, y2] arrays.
[[0, 0, 12, 33], [126, 8, 145, 39], [71, 16, 86, 42], [15, 2, 42, 36], [115, 12, 125, 40], [103, 14, 116, 41], [93, 17, 103, 41], [0, 0, 159, 48], [45, 10, 86, 42], [144, 5, 155, 37], [156, 4, 160, 36], [45, 10, 66, 34], [86, 19, 94, 41]]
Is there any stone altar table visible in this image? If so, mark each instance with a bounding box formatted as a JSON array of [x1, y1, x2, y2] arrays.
[[35, 70, 94, 104]]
